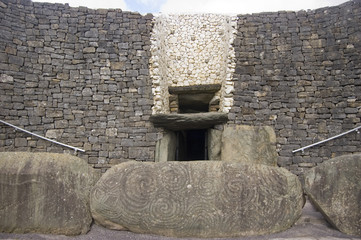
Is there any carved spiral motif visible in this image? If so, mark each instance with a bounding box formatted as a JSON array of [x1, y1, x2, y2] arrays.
[[90, 161, 303, 238], [197, 176, 218, 199], [119, 165, 157, 210], [159, 163, 189, 192], [183, 203, 223, 237], [145, 192, 186, 230]]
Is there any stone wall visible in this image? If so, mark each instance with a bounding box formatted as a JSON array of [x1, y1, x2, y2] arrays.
[[229, 0, 361, 175], [1, 0, 361, 175], [150, 14, 236, 114], [0, 0, 156, 173]]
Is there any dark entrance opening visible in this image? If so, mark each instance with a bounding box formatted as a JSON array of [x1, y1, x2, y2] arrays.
[[176, 129, 208, 161]]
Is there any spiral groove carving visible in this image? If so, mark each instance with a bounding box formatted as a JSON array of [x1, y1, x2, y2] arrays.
[[90, 161, 304, 238]]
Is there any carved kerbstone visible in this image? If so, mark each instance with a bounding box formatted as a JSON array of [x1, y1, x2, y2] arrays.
[[91, 161, 304, 238], [0, 152, 95, 235], [304, 154, 361, 236]]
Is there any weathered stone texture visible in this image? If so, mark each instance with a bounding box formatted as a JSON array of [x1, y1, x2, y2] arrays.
[[304, 154, 361, 236], [0, 0, 361, 175], [221, 125, 277, 166], [150, 112, 228, 130], [150, 14, 236, 114], [91, 161, 304, 238], [0, 1, 156, 172], [0, 152, 95, 235], [230, 1, 361, 175]]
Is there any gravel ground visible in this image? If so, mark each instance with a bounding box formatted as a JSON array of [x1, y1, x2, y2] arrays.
[[0, 201, 360, 240]]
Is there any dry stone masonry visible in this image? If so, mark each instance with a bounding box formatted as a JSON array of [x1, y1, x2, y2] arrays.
[[0, 0, 361, 238], [0, 0, 361, 176], [0, 0, 157, 173]]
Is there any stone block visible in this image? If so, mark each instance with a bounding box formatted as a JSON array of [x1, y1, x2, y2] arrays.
[[128, 147, 153, 160], [90, 161, 304, 238], [27, 41, 44, 47], [83, 47, 96, 53], [85, 29, 99, 38], [221, 125, 278, 166], [0, 152, 95, 235], [304, 154, 361, 236], [106, 128, 118, 137], [125, 69, 138, 77], [8, 55, 24, 66], [45, 129, 64, 139]]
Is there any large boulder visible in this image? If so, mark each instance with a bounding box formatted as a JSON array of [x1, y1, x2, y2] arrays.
[[221, 125, 278, 166], [91, 161, 304, 238], [0, 152, 95, 235], [304, 154, 361, 236]]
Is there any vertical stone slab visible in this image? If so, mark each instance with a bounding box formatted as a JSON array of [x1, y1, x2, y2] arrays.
[[208, 128, 222, 160], [221, 125, 278, 166], [304, 154, 361, 236], [0, 152, 95, 235], [155, 131, 176, 162]]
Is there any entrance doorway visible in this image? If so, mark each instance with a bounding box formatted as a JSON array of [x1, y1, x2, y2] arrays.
[[176, 129, 208, 161]]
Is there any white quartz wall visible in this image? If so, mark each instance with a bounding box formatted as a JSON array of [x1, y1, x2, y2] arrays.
[[150, 14, 237, 114]]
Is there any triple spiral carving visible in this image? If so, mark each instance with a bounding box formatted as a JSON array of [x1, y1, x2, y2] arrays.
[[91, 161, 303, 238]]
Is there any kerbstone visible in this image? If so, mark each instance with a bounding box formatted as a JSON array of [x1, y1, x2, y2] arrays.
[[91, 161, 304, 238], [0, 152, 95, 235], [304, 154, 361, 236]]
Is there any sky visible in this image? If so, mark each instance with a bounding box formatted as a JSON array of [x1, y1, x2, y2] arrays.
[[32, 0, 350, 14]]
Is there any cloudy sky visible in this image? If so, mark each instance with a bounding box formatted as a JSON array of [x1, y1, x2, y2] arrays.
[[32, 0, 349, 14]]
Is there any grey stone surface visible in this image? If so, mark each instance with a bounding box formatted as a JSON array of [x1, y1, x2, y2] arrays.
[[0, 199, 359, 240], [155, 131, 176, 162], [208, 128, 222, 160], [0, 0, 361, 176], [221, 125, 278, 166], [304, 154, 361, 237], [91, 161, 304, 238], [0, 152, 95, 235], [0, 1, 156, 173], [149, 112, 228, 130], [229, 0, 361, 174]]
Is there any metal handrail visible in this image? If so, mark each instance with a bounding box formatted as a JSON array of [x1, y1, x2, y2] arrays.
[[0, 119, 85, 153], [292, 125, 361, 153]]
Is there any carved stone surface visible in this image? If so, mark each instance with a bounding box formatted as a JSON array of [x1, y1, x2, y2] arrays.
[[304, 154, 361, 236], [149, 112, 228, 130], [0, 152, 95, 235], [221, 125, 278, 166], [91, 161, 304, 238]]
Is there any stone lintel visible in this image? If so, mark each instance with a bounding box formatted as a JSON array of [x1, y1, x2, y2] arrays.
[[168, 84, 221, 94], [150, 112, 228, 131]]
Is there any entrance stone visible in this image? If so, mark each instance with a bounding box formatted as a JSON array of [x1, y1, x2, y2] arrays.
[[91, 161, 304, 238], [221, 125, 278, 166], [304, 154, 361, 236], [0, 152, 95, 235]]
